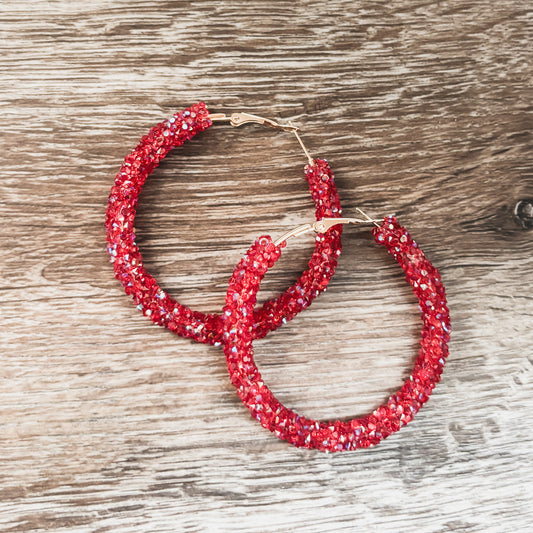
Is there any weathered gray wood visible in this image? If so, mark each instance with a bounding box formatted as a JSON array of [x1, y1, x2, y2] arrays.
[[0, 1, 531, 531]]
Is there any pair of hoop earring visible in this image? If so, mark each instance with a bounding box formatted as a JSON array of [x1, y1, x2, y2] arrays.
[[106, 102, 450, 452]]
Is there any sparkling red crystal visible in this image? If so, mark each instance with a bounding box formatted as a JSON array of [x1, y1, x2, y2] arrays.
[[222, 217, 451, 452], [105, 102, 343, 345]]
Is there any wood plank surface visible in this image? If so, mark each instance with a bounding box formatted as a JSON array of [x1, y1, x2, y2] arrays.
[[1, 1, 531, 531]]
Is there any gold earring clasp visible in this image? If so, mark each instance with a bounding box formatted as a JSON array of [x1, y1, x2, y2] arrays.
[[274, 208, 382, 247], [210, 112, 299, 132], [210, 111, 314, 165]]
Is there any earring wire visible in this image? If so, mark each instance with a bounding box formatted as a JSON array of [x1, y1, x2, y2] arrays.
[[210, 111, 314, 165], [274, 209, 382, 247]]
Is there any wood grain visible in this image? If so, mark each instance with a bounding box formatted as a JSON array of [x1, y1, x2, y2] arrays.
[[1, 1, 531, 531]]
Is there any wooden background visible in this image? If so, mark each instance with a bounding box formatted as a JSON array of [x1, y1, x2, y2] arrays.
[[1, 1, 531, 531]]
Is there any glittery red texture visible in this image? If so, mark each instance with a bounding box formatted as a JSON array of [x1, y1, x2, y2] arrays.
[[105, 102, 343, 345], [223, 217, 451, 452]]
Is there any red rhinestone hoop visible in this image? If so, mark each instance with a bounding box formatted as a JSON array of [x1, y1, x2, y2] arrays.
[[223, 216, 451, 452], [105, 102, 343, 345]]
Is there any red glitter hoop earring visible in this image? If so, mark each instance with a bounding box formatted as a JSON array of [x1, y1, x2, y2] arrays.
[[105, 102, 343, 345], [223, 212, 451, 452]]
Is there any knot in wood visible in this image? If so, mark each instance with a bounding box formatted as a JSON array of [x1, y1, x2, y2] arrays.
[[514, 199, 533, 230]]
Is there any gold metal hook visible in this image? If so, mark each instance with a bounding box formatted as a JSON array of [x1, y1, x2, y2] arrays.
[[210, 111, 314, 165], [273, 209, 382, 247], [290, 124, 314, 166], [210, 112, 299, 132]]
